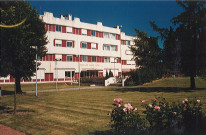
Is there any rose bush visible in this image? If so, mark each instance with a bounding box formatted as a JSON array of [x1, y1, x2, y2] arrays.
[[110, 98, 147, 134], [110, 97, 206, 135], [142, 97, 178, 134], [176, 98, 205, 134]]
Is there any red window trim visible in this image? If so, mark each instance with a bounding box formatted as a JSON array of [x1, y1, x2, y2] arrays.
[[87, 30, 91, 36], [62, 26, 66, 33], [62, 40, 66, 47]]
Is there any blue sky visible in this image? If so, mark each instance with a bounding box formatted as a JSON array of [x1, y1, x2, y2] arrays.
[[29, 1, 183, 48]]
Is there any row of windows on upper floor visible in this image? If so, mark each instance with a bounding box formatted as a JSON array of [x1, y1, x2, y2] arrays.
[[54, 39, 118, 51], [41, 54, 131, 65], [45, 24, 131, 45]]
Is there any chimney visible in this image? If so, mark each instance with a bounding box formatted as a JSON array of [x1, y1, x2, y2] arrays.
[[64, 14, 72, 20]]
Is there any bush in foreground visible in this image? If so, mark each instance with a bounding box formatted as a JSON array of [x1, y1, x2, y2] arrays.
[[110, 98, 147, 134], [109, 97, 206, 135]]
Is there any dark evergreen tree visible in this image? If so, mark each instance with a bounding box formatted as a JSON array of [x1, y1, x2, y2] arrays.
[[150, 1, 206, 89], [109, 70, 114, 77], [171, 1, 206, 89], [106, 70, 109, 79], [150, 22, 181, 75], [0, 1, 48, 93], [130, 29, 162, 85]]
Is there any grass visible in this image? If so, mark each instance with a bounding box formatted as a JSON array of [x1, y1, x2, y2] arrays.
[[0, 82, 79, 91], [0, 77, 206, 135]]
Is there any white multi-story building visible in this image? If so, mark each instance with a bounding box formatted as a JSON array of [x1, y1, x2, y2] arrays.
[[0, 12, 136, 84]]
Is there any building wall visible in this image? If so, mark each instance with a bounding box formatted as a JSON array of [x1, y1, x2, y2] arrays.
[[0, 12, 136, 83]]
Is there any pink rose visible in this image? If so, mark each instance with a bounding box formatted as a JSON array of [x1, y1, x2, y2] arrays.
[[148, 104, 152, 108], [197, 99, 201, 103], [123, 108, 127, 112], [124, 104, 129, 108], [133, 108, 138, 112], [124, 103, 133, 110], [153, 98, 157, 102], [184, 99, 188, 102], [163, 104, 166, 107], [114, 98, 123, 103], [182, 100, 185, 104], [142, 100, 146, 104], [127, 103, 133, 110], [116, 104, 121, 107], [154, 106, 161, 111], [119, 98, 123, 103]]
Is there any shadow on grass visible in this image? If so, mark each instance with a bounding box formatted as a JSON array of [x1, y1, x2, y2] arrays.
[[0, 90, 26, 96], [0, 106, 11, 111], [107, 87, 206, 93], [89, 130, 118, 135], [90, 130, 206, 135], [0, 106, 35, 114], [1, 90, 14, 95]]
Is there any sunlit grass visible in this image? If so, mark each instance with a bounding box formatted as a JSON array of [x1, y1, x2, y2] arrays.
[[0, 77, 206, 135], [0, 82, 79, 91]]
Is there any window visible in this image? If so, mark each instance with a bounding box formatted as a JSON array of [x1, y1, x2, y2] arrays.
[[82, 43, 87, 48], [111, 45, 116, 51], [110, 33, 116, 39], [82, 29, 87, 35], [91, 30, 96, 36], [104, 45, 110, 51], [82, 56, 87, 62], [65, 71, 74, 77], [55, 43, 62, 47], [55, 25, 61, 32], [104, 57, 110, 63], [125, 50, 133, 55], [91, 43, 96, 49], [126, 41, 130, 45], [104, 45, 117, 51], [104, 33, 109, 38], [67, 41, 72, 47], [92, 56, 96, 62], [66, 27, 72, 33], [73, 28, 81, 35], [67, 55, 72, 61], [55, 40, 62, 47]]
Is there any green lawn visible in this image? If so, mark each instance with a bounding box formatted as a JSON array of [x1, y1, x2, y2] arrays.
[[0, 82, 79, 91], [0, 77, 206, 135]]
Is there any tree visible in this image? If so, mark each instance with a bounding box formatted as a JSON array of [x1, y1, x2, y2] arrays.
[[109, 70, 114, 77], [150, 22, 181, 76], [151, 1, 206, 89], [171, 1, 206, 89], [130, 29, 162, 85], [0, 1, 47, 93], [106, 70, 109, 79]]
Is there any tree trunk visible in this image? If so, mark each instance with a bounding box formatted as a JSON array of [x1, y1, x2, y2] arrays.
[[190, 74, 196, 89], [14, 83, 16, 114], [15, 76, 22, 94]]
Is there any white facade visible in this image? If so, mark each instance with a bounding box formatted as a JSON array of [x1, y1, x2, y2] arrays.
[[0, 12, 136, 83]]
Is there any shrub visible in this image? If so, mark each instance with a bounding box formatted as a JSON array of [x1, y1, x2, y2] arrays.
[[175, 98, 206, 134], [110, 98, 147, 135], [109, 97, 206, 135], [142, 97, 177, 134], [109, 70, 114, 77], [106, 70, 109, 79], [80, 77, 105, 85], [126, 68, 158, 86]]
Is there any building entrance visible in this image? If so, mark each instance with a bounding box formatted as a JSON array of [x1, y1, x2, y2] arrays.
[[81, 71, 98, 78]]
